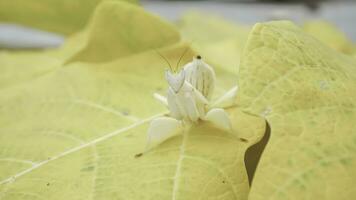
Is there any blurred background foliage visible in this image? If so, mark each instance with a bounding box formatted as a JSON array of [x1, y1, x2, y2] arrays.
[[0, 0, 138, 35], [0, 0, 355, 56]]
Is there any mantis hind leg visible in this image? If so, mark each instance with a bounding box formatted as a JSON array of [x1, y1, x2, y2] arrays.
[[146, 117, 183, 151], [205, 108, 232, 131], [210, 86, 238, 108]]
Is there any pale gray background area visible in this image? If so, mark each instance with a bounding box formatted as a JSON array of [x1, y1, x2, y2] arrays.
[[0, 0, 355, 49], [142, 1, 356, 40]]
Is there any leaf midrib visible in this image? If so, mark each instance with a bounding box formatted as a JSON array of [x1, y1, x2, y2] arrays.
[[171, 129, 188, 200], [0, 112, 165, 186]]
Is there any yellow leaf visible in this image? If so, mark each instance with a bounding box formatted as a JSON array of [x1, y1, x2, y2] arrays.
[[0, 0, 137, 35], [0, 50, 61, 89], [0, 1, 180, 88], [0, 2, 265, 199], [238, 21, 356, 200], [67, 1, 181, 63], [178, 12, 250, 75], [303, 20, 355, 54]]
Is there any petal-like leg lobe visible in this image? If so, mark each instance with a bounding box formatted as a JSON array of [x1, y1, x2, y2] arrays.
[[210, 86, 238, 108], [205, 108, 232, 131], [146, 117, 183, 150]]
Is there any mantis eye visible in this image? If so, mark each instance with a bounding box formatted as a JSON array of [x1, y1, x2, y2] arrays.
[[165, 69, 185, 93]]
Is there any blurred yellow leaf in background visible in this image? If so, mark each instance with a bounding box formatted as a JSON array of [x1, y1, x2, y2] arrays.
[[178, 12, 250, 76], [303, 20, 356, 55], [0, 0, 137, 35]]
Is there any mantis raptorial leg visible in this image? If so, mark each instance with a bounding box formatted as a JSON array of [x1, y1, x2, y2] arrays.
[[146, 55, 238, 151]]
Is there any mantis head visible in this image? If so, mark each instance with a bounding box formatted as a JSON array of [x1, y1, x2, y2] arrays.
[[165, 69, 185, 93]]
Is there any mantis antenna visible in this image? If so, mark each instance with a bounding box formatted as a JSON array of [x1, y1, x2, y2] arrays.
[[175, 46, 190, 72], [154, 49, 174, 72]]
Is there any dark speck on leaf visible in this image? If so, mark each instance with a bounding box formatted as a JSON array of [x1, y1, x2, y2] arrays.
[[81, 166, 95, 172], [121, 110, 129, 116], [222, 180, 226, 184], [340, 158, 351, 165], [321, 160, 329, 166], [135, 153, 143, 158], [196, 55, 202, 59], [47, 183, 50, 186], [239, 138, 248, 143]]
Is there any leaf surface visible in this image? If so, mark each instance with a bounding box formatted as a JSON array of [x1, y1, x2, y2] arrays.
[[237, 21, 356, 200], [178, 12, 250, 75], [67, 1, 180, 63], [0, 2, 265, 200], [303, 20, 355, 55], [0, 0, 137, 35], [0, 1, 180, 89]]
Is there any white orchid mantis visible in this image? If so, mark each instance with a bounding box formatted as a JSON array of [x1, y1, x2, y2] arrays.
[[146, 54, 238, 150]]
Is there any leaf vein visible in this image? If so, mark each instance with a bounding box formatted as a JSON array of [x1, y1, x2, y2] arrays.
[[0, 113, 164, 186]]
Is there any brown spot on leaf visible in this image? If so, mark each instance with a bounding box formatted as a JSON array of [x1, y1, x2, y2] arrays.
[[135, 153, 143, 158], [239, 138, 248, 142]]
